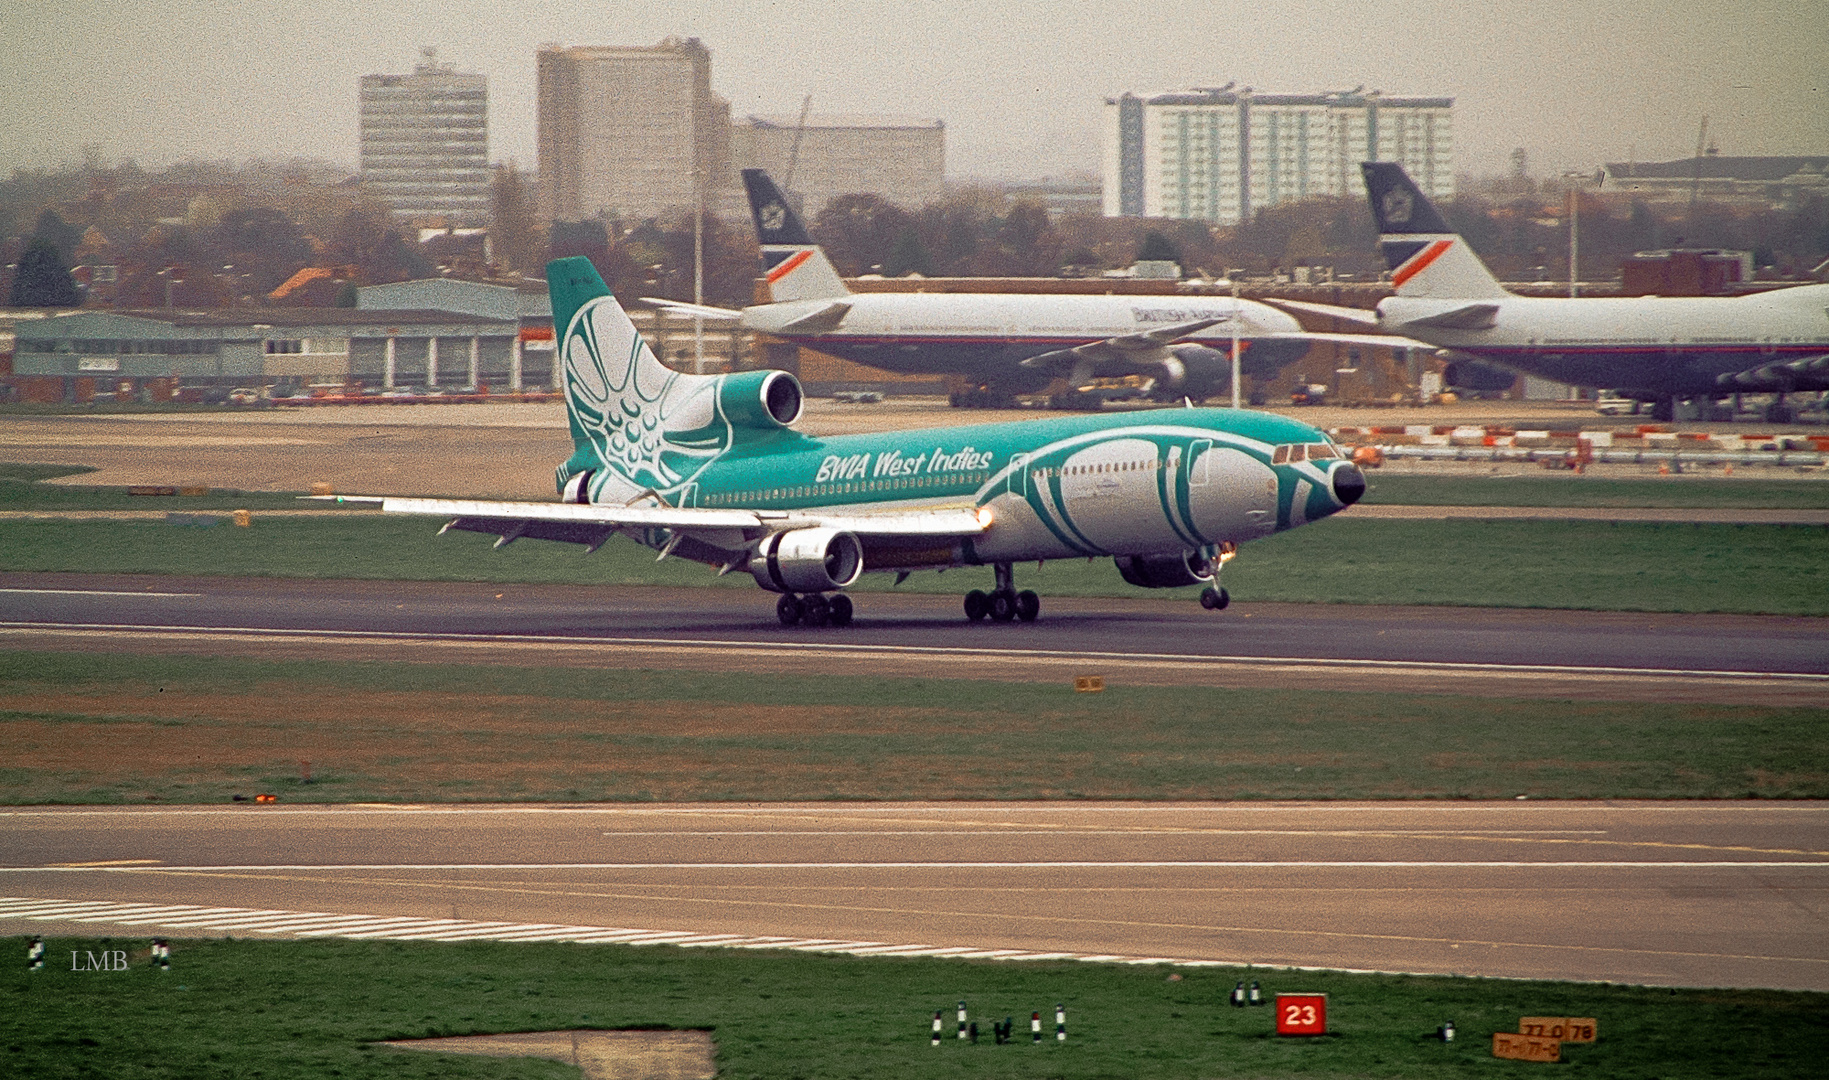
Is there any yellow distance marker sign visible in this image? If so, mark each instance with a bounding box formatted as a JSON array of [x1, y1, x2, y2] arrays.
[[1520, 1017, 1596, 1043]]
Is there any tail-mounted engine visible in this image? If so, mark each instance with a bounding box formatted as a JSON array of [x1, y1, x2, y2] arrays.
[[750, 527, 863, 593], [1113, 551, 1215, 589], [720, 369, 804, 429]]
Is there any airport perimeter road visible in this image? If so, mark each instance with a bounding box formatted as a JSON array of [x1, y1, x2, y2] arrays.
[[3, 573, 1827, 703], [1, 803, 1825, 991]]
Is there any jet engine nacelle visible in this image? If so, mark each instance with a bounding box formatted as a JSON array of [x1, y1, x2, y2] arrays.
[[1113, 551, 1215, 589], [750, 527, 863, 593], [720, 369, 804, 429], [1441, 357, 1517, 393]]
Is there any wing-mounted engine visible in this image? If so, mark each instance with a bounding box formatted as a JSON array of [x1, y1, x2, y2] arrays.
[[750, 527, 864, 593], [1113, 551, 1215, 589], [1717, 354, 1829, 393]]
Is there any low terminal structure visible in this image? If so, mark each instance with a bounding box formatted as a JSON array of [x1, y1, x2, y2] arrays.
[[4, 307, 548, 404]]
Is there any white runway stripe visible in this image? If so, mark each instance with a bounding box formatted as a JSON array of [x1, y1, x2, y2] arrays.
[[31, 894, 1802, 976], [9, 621, 1827, 682]]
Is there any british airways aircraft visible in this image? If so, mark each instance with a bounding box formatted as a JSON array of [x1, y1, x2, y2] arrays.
[[333, 257, 1364, 627], [647, 170, 1397, 409], [1269, 163, 1829, 422]]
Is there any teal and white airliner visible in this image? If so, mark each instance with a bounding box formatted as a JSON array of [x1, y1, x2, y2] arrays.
[[343, 257, 1366, 627]]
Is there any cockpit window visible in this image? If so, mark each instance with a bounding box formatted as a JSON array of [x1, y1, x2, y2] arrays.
[[1307, 443, 1337, 460]]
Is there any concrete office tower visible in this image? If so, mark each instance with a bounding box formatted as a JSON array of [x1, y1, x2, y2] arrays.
[[1102, 85, 1453, 224], [538, 38, 735, 222], [359, 48, 490, 225], [731, 114, 945, 217]]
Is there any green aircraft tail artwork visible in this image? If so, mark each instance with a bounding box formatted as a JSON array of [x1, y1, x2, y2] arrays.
[[549, 256, 806, 507]]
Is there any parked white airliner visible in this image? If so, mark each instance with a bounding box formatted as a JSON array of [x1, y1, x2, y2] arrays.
[[1268, 163, 1829, 422], [647, 170, 1401, 409]]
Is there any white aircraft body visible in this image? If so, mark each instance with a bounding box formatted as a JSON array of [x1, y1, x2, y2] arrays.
[[647, 170, 1403, 408], [1268, 163, 1829, 422]]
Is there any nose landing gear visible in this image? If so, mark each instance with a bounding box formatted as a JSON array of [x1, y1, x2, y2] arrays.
[[965, 563, 1040, 623], [777, 592, 854, 627]]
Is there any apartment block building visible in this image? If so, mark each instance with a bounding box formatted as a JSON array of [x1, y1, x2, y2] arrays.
[[359, 49, 490, 225], [1103, 85, 1453, 224]]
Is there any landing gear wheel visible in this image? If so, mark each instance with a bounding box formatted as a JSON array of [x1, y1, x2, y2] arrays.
[[827, 593, 853, 627], [964, 589, 990, 621], [776, 593, 803, 626], [1199, 586, 1230, 611], [989, 589, 1018, 622], [1015, 590, 1040, 622], [800, 593, 830, 627]]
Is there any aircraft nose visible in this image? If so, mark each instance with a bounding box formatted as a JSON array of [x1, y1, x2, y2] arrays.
[[1332, 464, 1366, 506]]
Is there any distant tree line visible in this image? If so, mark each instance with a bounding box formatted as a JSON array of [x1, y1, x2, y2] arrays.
[[5, 156, 1825, 310]]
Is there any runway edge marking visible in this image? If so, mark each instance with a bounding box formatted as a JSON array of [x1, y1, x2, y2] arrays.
[[4, 622, 1826, 682]]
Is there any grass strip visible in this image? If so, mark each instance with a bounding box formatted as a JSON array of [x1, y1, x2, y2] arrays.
[[0, 463, 98, 484], [3, 652, 1823, 803], [6, 935, 1824, 1079], [3, 513, 1827, 614], [1361, 473, 1829, 509]]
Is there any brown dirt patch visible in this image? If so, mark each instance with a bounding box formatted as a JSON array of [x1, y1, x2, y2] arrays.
[[382, 1029, 714, 1080], [0, 684, 1036, 801]]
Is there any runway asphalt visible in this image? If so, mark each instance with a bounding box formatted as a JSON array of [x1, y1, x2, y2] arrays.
[[4, 572, 1827, 703], [2, 802, 1824, 991]]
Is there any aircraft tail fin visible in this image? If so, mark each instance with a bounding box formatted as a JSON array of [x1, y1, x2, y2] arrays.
[[741, 168, 850, 303], [546, 257, 730, 506], [1361, 163, 1508, 300]]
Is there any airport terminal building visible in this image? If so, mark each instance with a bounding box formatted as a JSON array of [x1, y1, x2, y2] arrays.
[[5, 302, 547, 403], [1102, 85, 1454, 224]]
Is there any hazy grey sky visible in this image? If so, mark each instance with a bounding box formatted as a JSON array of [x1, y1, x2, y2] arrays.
[[3, 0, 1823, 181]]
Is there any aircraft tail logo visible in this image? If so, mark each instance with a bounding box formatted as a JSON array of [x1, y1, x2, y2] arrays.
[[741, 168, 850, 303], [1360, 162, 1508, 300], [546, 257, 732, 506]]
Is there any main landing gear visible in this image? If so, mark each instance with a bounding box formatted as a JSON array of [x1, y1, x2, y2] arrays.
[[777, 592, 853, 628], [1199, 586, 1230, 610], [964, 562, 1040, 624]]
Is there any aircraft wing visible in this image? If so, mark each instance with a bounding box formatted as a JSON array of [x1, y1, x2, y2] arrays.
[[1392, 303, 1501, 331], [1261, 331, 1436, 351], [1019, 317, 1226, 370], [638, 298, 744, 320], [1716, 354, 1829, 392], [313, 495, 986, 556], [1261, 298, 1382, 326]]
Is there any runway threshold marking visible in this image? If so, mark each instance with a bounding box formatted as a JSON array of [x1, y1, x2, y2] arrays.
[[4, 896, 1822, 982], [5, 621, 1827, 681]]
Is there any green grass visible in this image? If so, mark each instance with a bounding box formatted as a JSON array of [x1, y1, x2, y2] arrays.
[[1361, 473, 1829, 509], [4, 652, 1823, 803], [2, 513, 1827, 614], [0, 463, 98, 484], [4, 935, 1823, 1079]]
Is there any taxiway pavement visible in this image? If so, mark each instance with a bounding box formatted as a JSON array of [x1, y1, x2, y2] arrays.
[[2, 802, 1824, 991]]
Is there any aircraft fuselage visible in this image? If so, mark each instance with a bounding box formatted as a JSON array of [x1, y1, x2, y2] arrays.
[[1382, 284, 1829, 398]]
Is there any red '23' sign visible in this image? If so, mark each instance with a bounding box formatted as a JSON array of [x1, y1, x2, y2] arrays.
[[1275, 994, 1327, 1036]]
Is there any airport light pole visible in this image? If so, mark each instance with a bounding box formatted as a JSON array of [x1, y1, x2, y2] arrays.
[[1229, 276, 1242, 409], [693, 166, 705, 374], [1560, 170, 1597, 299]]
